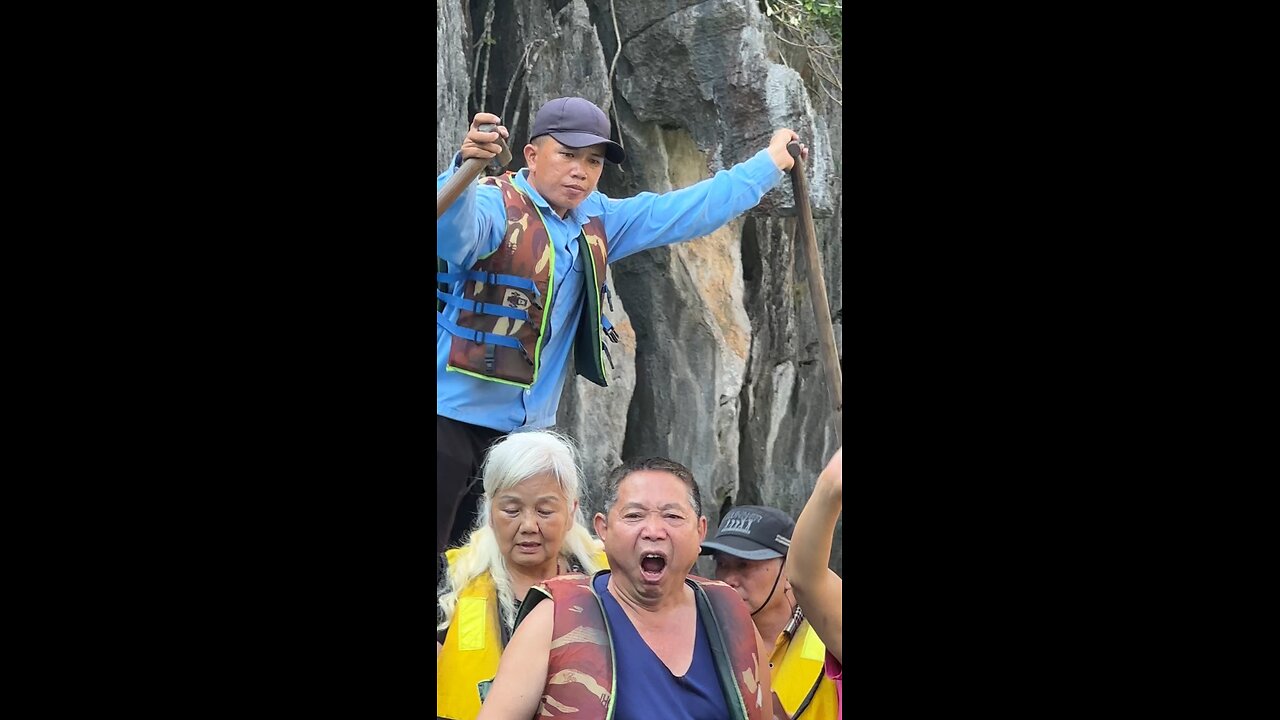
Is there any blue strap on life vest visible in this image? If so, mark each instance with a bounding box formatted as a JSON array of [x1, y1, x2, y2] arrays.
[[436, 270, 540, 300], [435, 290, 531, 321], [436, 314, 526, 351]]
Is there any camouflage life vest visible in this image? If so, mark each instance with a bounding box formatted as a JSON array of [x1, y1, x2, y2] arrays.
[[515, 571, 770, 720], [436, 172, 619, 388]]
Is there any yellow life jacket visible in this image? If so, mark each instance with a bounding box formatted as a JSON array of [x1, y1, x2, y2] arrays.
[[436, 553, 502, 720], [771, 618, 840, 719], [435, 547, 609, 719]]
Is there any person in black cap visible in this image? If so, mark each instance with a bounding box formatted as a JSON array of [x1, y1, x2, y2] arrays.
[[701, 504, 840, 719], [435, 96, 809, 561]]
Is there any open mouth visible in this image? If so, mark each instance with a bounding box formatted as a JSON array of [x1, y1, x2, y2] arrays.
[[639, 552, 668, 581]]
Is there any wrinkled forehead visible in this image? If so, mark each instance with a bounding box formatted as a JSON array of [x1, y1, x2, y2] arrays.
[[495, 471, 569, 501], [616, 471, 696, 510]]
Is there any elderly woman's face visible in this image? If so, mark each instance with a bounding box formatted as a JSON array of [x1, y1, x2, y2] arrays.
[[491, 472, 572, 571]]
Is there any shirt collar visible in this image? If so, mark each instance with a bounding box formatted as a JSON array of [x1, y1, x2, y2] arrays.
[[513, 169, 590, 226]]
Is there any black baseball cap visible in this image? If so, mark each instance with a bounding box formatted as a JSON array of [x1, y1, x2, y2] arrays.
[[529, 97, 626, 165], [700, 505, 794, 560]]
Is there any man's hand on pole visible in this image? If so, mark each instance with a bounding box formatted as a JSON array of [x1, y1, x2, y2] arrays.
[[439, 113, 513, 219], [767, 128, 808, 172], [460, 112, 510, 163]]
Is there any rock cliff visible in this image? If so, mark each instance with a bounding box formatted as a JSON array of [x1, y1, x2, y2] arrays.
[[437, 0, 843, 575]]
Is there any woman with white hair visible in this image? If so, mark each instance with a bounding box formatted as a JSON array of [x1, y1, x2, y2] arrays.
[[435, 430, 606, 720]]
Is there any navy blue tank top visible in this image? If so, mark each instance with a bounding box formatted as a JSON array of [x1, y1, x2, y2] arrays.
[[593, 573, 730, 720]]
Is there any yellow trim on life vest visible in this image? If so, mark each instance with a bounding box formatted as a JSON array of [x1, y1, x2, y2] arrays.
[[800, 621, 826, 661], [457, 596, 487, 651]]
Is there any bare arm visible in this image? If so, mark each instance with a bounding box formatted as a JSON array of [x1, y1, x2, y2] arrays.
[[475, 599, 553, 720], [789, 448, 843, 664]]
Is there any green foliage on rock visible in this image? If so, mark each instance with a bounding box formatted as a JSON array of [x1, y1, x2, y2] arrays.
[[762, 0, 842, 105], [763, 0, 842, 46]]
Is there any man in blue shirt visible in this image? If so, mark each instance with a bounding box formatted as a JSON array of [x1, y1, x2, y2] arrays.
[[437, 96, 807, 557]]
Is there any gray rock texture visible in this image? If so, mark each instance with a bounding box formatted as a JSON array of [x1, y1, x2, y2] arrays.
[[437, 0, 843, 576], [436, 1, 471, 172]]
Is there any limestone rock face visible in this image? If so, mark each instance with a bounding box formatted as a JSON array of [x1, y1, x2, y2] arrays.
[[437, 0, 842, 576], [436, 1, 471, 172]]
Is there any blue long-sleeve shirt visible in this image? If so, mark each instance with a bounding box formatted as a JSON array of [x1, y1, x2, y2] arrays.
[[437, 149, 783, 432]]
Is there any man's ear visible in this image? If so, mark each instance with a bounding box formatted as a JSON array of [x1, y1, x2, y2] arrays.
[[593, 512, 607, 538], [697, 515, 708, 542], [523, 143, 538, 170]]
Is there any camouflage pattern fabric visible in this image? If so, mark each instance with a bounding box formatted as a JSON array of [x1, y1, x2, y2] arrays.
[[521, 575, 615, 718], [694, 575, 770, 720]]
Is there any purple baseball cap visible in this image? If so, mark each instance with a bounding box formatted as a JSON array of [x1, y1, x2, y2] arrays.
[[529, 97, 626, 164]]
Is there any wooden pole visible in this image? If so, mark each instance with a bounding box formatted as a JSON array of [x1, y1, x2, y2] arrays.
[[786, 141, 842, 438]]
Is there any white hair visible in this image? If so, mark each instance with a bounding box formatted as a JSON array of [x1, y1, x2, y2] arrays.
[[437, 430, 604, 635]]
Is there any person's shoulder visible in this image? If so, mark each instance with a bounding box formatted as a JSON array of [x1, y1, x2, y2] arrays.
[[689, 573, 732, 589], [579, 191, 612, 217], [477, 174, 511, 194], [542, 569, 610, 599], [443, 545, 475, 569], [544, 571, 593, 589], [512, 591, 556, 637], [589, 547, 609, 570]]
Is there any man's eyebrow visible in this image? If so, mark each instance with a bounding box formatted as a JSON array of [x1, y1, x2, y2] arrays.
[[619, 502, 688, 511]]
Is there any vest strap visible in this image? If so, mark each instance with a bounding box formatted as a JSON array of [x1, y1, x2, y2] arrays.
[[436, 290, 531, 321], [436, 270, 540, 298], [437, 314, 530, 361]]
